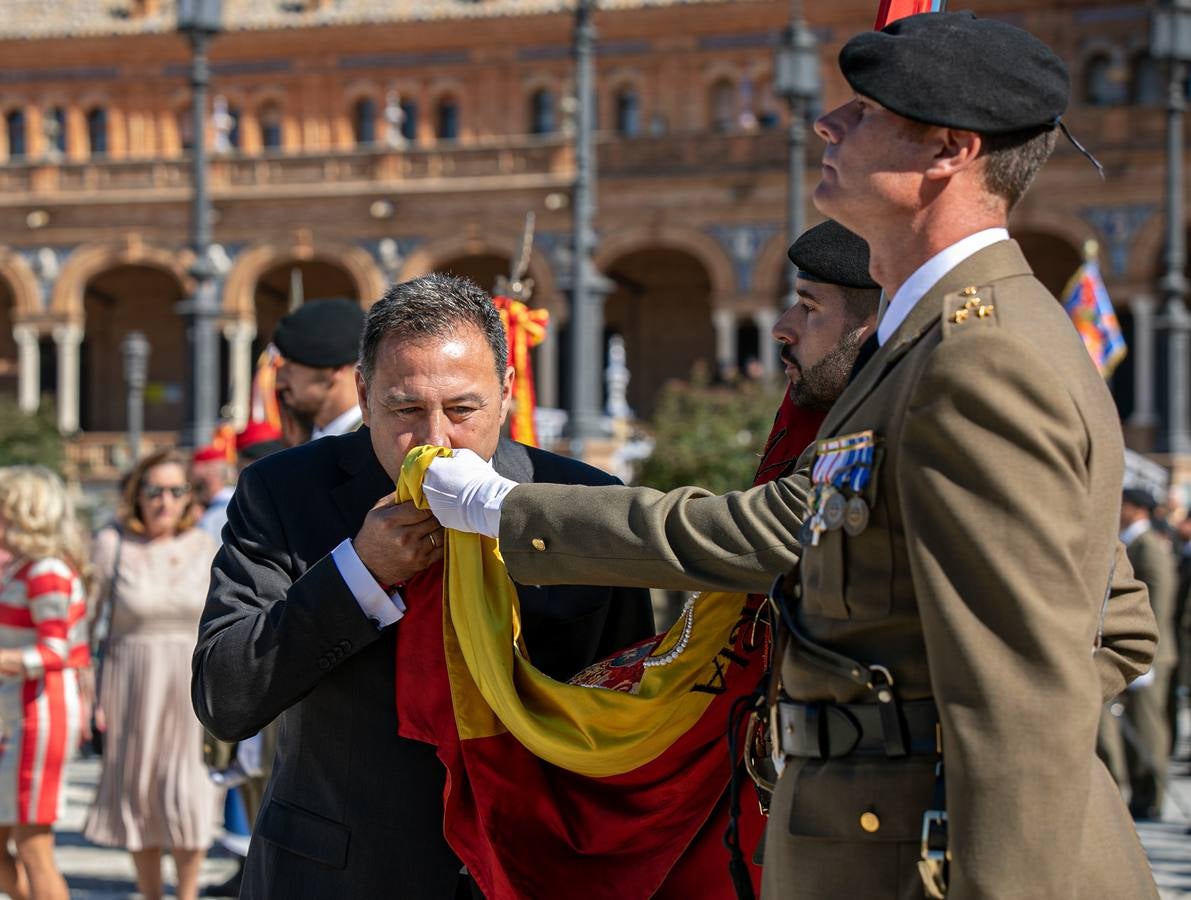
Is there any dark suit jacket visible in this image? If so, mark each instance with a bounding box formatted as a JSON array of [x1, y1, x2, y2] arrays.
[[191, 430, 654, 899]]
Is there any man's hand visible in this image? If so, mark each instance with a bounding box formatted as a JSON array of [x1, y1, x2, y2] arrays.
[[423, 449, 516, 537], [352, 495, 444, 587]]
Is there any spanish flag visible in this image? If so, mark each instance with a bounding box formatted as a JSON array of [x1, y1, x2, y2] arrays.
[[394, 447, 769, 898]]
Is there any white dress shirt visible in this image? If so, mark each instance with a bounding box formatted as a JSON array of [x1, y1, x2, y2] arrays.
[[331, 538, 407, 628], [1119, 517, 1151, 548], [312, 405, 363, 441], [877, 228, 1010, 346]]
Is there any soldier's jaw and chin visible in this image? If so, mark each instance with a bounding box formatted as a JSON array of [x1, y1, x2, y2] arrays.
[[791, 332, 862, 411]]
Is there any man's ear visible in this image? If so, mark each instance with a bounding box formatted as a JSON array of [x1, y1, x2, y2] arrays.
[[497, 365, 515, 424], [355, 367, 371, 428], [924, 128, 983, 181]]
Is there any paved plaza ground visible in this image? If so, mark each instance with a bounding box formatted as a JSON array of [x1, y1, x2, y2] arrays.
[[18, 755, 1191, 898]]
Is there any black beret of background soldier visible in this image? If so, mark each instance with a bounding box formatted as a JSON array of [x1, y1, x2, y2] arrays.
[[272, 298, 368, 444], [787, 218, 880, 291]]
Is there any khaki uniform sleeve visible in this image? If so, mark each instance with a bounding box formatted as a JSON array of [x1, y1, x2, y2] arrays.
[[897, 330, 1104, 900], [1129, 534, 1178, 667], [499, 473, 813, 595], [1096, 542, 1158, 700]]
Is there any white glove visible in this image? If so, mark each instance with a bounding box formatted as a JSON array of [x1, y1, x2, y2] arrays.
[[422, 449, 516, 538]]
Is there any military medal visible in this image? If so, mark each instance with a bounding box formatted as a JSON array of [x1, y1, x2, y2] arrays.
[[822, 489, 846, 530], [843, 496, 870, 536]]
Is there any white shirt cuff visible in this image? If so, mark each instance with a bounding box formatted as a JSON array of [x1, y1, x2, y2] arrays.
[[330, 538, 406, 629]]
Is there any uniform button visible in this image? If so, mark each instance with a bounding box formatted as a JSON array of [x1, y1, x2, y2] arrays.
[[339, 640, 352, 651], [317, 657, 331, 671], [531, 538, 546, 552], [859, 811, 880, 833]]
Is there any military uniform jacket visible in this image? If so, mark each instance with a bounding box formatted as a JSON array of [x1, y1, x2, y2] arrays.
[[1127, 527, 1178, 669], [499, 241, 1158, 899]]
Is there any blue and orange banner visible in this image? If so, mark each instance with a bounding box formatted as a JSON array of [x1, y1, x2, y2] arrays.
[[1062, 253, 1127, 378], [873, 0, 945, 28]]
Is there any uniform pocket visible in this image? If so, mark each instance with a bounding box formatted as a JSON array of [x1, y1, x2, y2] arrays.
[[801, 530, 849, 620], [785, 755, 937, 842]]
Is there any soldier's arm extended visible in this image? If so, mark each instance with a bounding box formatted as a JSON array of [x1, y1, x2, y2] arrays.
[[497, 472, 813, 596], [1096, 541, 1158, 701], [898, 329, 1110, 899]]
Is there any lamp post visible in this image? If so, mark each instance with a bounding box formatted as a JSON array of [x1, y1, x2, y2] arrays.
[[774, 1, 821, 309], [121, 331, 150, 465], [177, 0, 223, 449], [1151, 0, 1191, 455], [567, 0, 612, 444]]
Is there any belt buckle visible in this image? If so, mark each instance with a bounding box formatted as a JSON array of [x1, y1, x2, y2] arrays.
[[919, 809, 948, 862]]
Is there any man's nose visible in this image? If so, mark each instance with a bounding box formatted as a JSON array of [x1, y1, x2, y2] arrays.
[[772, 308, 799, 345], [420, 412, 449, 449], [814, 104, 845, 144]]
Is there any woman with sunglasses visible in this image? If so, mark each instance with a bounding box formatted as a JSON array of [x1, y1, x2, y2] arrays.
[[84, 449, 218, 900]]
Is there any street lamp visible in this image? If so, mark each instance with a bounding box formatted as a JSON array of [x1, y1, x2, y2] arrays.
[[567, 0, 612, 444], [774, 4, 820, 309], [774, 1, 821, 310], [177, 0, 223, 449], [121, 331, 150, 465], [1151, 0, 1191, 455]]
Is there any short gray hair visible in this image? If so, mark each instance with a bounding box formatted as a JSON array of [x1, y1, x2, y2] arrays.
[[358, 273, 508, 384]]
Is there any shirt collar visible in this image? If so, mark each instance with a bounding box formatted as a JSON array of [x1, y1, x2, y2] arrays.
[[877, 228, 1010, 346], [312, 405, 363, 441], [1120, 518, 1151, 546]]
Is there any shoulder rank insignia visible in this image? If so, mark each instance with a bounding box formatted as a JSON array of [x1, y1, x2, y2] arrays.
[[944, 284, 998, 334]]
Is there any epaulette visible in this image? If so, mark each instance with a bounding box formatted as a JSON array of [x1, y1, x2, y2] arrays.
[[942, 284, 999, 337]]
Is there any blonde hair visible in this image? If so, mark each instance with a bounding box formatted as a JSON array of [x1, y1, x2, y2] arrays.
[[119, 448, 201, 535], [0, 465, 90, 582]]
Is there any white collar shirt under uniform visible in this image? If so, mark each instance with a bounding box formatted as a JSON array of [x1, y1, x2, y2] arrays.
[[877, 228, 1010, 346], [311, 405, 363, 441], [1120, 518, 1151, 548]]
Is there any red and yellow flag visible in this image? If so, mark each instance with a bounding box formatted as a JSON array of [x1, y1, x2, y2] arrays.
[[493, 296, 548, 447], [395, 447, 768, 898]]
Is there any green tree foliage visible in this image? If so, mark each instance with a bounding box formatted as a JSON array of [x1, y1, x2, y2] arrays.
[[0, 399, 64, 473], [634, 377, 786, 494]]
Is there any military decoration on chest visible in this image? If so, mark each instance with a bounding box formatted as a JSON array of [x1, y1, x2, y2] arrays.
[[801, 430, 877, 546]]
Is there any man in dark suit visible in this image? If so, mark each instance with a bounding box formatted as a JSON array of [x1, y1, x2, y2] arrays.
[[191, 274, 653, 899]]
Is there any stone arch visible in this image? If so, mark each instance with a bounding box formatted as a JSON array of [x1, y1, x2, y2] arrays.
[[52, 238, 190, 323], [398, 232, 560, 316], [595, 226, 734, 302], [0, 248, 44, 321], [1012, 228, 1083, 297], [752, 226, 805, 301], [598, 243, 717, 417], [222, 237, 387, 322]]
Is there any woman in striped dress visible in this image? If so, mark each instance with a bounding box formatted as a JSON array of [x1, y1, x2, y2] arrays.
[[0, 466, 90, 900]]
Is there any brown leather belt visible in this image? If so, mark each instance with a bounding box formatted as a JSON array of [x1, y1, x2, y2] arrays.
[[778, 698, 939, 759]]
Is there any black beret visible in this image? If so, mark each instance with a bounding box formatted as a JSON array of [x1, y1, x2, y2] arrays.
[[840, 11, 1069, 134], [1122, 488, 1158, 512], [272, 298, 365, 368], [787, 219, 879, 290]]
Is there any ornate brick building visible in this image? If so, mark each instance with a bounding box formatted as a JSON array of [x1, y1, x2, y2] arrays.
[[0, 0, 1179, 479]]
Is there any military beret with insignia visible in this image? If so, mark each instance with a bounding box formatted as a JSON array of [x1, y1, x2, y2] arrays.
[[272, 297, 365, 368], [787, 219, 879, 290], [839, 11, 1069, 134]]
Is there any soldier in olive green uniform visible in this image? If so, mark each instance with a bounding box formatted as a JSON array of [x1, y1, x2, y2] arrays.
[[425, 17, 1159, 895], [1101, 488, 1179, 819]]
